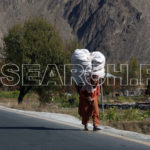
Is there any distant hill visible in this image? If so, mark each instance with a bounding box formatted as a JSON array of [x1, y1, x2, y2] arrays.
[[0, 0, 74, 45], [0, 0, 150, 63]]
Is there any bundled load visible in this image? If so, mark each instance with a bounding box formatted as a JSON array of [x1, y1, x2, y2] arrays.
[[71, 49, 92, 84], [91, 51, 105, 78], [71, 49, 105, 85]]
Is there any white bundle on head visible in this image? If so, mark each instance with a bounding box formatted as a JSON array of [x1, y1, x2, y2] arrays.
[[71, 49, 92, 84], [91, 51, 105, 71], [91, 69, 105, 78], [91, 51, 106, 78], [71, 49, 106, 84]]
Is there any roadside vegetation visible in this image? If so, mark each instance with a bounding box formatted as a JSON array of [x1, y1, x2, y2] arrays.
[[0, 91, 150, 121], [100, 107, 150, 121], [0, 90, 150, 134]]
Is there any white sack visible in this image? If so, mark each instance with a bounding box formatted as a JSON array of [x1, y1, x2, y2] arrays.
[[92, 69, 105, 78], [71, 49, 92, 84], [71, 49, 106, 84], [91, 51, 106, 78], [91, 51, 105, 72]]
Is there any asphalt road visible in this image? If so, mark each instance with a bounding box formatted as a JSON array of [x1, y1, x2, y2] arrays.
[[0, 109, 150, 150]]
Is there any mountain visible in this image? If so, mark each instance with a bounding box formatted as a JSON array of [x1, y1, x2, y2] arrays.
[[0, 0, 74, 45], [0, 0, 150, 63], [64, 0, 150, 63]]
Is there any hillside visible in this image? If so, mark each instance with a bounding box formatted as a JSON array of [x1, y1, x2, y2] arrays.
[[0, 0, 150, 63]]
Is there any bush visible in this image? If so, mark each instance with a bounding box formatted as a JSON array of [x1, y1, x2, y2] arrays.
[[105, 107, 120, 121], [117, 96, 125, 101], [123, 108, 140, 121]]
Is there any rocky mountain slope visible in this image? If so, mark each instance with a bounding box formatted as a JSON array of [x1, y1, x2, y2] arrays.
[[0, 0, 150, 63], [0, 0, 74, 45]]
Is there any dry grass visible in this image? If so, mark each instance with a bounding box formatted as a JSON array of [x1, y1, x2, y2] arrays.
[[0, 97, 79, 117], [102, 120, 150, 135]]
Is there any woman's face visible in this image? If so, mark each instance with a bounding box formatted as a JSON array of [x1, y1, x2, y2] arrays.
[[91, 79, 98, 86], [91, 75, 99, 86]]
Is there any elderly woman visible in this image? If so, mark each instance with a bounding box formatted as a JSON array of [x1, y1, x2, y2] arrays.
[[78, 75, 101, 131]]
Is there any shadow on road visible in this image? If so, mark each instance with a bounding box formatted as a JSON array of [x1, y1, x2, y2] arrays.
[[0, 127, 81, 131]]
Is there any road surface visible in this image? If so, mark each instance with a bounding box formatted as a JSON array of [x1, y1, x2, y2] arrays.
[[0, 109, 149, 150]]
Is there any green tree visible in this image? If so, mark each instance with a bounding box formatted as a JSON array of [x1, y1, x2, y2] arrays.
[[129, 57, 139, 79], [3, 17, 67, 104]]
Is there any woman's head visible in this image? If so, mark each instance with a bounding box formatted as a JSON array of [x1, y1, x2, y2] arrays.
[[91, 75, 99, 86]]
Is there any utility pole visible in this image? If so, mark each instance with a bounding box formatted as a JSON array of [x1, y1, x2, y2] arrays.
[[100, 78, 104, 113]]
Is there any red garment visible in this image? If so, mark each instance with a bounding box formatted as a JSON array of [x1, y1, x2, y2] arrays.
[[78, 84, 100, 126]]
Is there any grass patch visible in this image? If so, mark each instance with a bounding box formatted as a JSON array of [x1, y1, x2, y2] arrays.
[[116, 96, 149, 103], [0, 90, 35, 99], [100, 107, 150, 121], [0, 91, 19, 98]]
